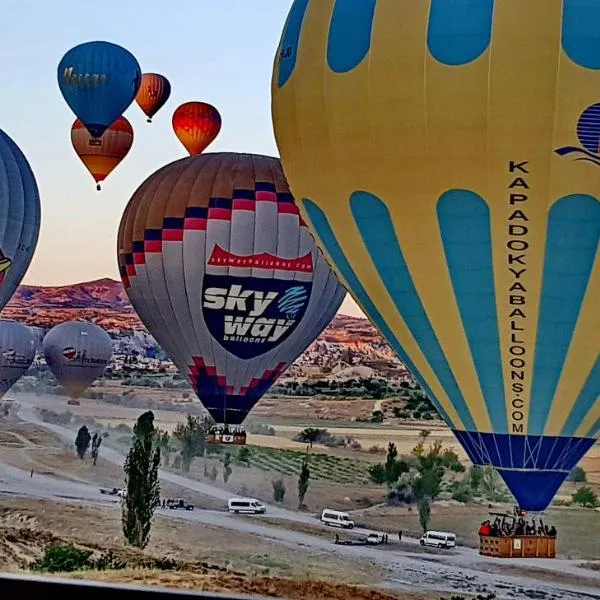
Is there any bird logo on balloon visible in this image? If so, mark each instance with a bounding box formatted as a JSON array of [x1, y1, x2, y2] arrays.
[[555, 103, 600, 166]]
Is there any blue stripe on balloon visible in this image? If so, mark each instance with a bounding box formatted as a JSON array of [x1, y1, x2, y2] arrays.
[[427, 0, 494, 66], [561, 357, 600, 437], [277, 0, 310, 88], [302, 198, 456, 428], [529, 195, 600, 435], [562, 0, 600, 70], [453, 429, 595, 510], [327, 0, 377, 73], [437, 190, 508, 433], [350, 191, 476, 431], [587, 419, 599, 438]]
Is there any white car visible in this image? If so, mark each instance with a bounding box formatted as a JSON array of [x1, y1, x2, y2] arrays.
[[227, 497, 266, 514]]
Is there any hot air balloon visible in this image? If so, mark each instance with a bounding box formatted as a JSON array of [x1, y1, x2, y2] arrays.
[[272, 1, 599, 511], [71, 116, 134, 190], [43, 320, 112, 404], [0, 319, 35, 399], [57, 41, 141, 138], [117, 152, 345, 440], [172, 102, 221, 156], [0, 129, 41, 311], [135, 73, 171, 123]]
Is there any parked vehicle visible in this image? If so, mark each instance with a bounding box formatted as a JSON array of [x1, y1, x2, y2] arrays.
[[227, 497, 266, 514], [419, 530, 456, 549], [320, 509, 354, 529], [166, 498, 194, 511]]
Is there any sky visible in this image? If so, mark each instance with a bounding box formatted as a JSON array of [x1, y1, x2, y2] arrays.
[[0, 0, 363, 318]]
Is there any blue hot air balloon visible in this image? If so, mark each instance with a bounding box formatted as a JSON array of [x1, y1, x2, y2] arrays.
[[57, 41, 142, 138], [0, 129, 41, 310]]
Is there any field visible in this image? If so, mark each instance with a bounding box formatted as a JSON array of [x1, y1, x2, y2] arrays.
[[0, 498, 414, 600]]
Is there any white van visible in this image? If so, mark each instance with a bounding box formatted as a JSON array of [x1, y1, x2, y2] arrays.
[[227, 497, 266, 514], [419, 530, 456, 549], [320, 509, 355, 529]]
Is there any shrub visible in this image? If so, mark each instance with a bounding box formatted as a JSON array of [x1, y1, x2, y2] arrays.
[[451, 485, 473, 504], [572, 487, 598, 508], [568, 466, 587, 483], [272, 478, 286, 503], [31, 544, 93, 573]]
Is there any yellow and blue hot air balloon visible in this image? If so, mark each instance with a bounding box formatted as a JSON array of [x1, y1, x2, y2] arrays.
[[272, 0, 600, 511]]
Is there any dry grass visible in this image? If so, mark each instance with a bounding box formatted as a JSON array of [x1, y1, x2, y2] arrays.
[[0, 497, 413, 599]]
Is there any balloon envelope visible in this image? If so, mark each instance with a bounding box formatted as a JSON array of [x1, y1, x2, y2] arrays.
[[272, 1, 600, 511], [0, 319, 35, 398], [0, 129, 41, 311], [118, 152, 345, 424], [43, 320, 112, 400], [57, 41, 141, 138], [136, 73, 171, 122], [172, 102, 221, 155], [71, 116, 134, 189]]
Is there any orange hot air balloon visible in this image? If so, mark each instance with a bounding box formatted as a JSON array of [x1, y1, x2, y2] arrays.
[[135, 73, 171, 123], [172, 101, 221, 156], [71, 116, 134, 190]]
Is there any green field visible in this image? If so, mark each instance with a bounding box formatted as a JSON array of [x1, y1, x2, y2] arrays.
[[245, 446, 370, 485]]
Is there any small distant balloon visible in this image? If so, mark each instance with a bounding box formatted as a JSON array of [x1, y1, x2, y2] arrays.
[[43, 320, 112, 401], [172, 101, 221, 155], [71, 116, 134, 190], [0, 319, 36, 399], [135, 73, 171, 122], [57, 41, 142, 138]]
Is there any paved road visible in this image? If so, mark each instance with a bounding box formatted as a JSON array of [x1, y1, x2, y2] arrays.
[[3, 396, 599, 600]]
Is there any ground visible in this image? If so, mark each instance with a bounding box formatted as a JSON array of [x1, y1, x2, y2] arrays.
[[0, 498, 420, 600]]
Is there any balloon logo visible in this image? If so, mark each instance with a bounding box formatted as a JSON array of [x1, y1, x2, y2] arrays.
[[57, 41, 141, 138], [555, 103, 600, 166], [135, 73, 171, 122], [272, 2, 600, 511], [71, 116, 134, 190], [118, 152, 345, 425], [0, 129, 41, 311], [172, 101, 221, 155]]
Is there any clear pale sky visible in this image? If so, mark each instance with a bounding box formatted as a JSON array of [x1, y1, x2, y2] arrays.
[[0, 0, 363, 318]]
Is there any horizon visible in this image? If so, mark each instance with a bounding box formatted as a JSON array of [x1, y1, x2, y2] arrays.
[[0, 0, 364, 319]]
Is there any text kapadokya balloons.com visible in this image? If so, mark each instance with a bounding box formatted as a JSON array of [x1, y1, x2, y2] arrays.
[[0, 129, 41, 311], [43, 320, 112, 401], [0, 319, 36, 399], [172, 102, 221, 156], [57, 41, 142, 138], [272, 1, 599, 511], [118, 153, 345, 425], [71, 116, 134, 190], [135, 73, 171, 123]]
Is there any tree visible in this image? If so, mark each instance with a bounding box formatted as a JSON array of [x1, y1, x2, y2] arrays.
[[368, 463, 387, 485], [297, 457, 310, 508], [272, 478, 286, 503], [155, 430, 172, 467], [75, 426, 91, 459], [237, 445, 251, 466], [295, 427, 323, 448], [122, 411, 161, 549], [568, 466, 587, 483], [572, 487, 598, 508], [468, 466, 484, 493], [209, 465, 218, 481], [223, 452, 232, 483], [418, 497, 431, 533], [90, 433, 102, 466], [173, 415, 211, 471]]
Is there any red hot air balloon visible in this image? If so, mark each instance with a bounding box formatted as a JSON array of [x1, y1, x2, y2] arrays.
[[71, 116, 134, 190], [135, 73, 171, 123], [172, 101, 221, 156]]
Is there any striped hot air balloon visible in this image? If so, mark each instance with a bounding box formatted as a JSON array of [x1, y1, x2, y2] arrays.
[[118, 152, 345, 427], [0, 319, 36, 399], [272, 0, 600, 511], [135, 73, 171, 123], [172, 102, 221, 156], [71, 116, 134, 190]]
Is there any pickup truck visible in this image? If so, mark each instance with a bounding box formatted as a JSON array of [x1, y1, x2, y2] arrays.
[[166, 498, 194, 511], [99, 487, 127, 498]]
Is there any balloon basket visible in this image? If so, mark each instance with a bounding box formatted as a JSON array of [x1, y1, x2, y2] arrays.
[[206, 428, 247, 446], [479, 534, 556, 558], [67, 399, 81, 406]]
